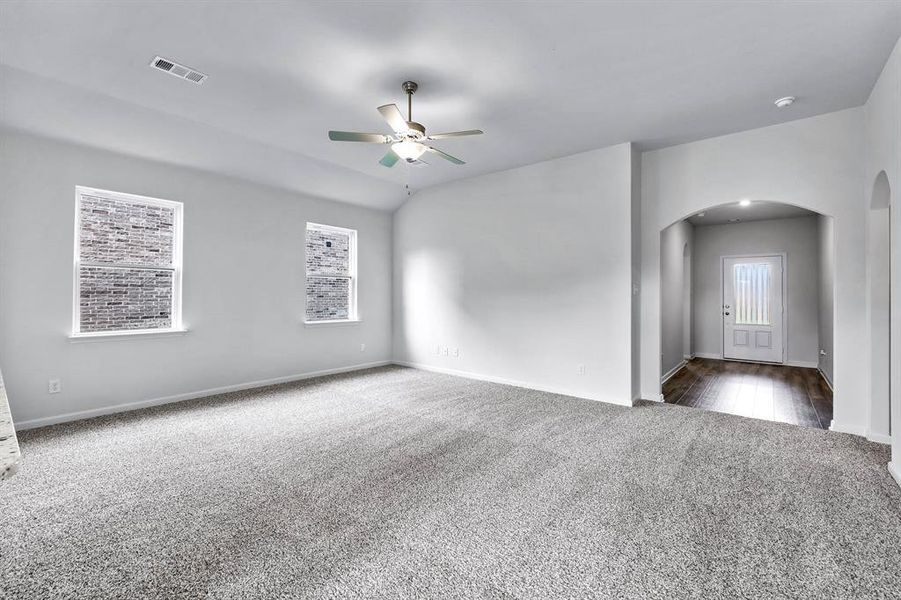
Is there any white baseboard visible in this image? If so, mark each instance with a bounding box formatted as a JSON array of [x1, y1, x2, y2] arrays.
[[829, 419, 868, 437], [889, 461, 901, 490], [643, 393, 665, 402], [818, 368, 834, 391], [785, 360, 818, 369], [866, 431, 892, 445], [15, 360, 392, 431], [661, 360, 687, 385], [683, 354, 694, 360], [393, 361, 632, 407], [691, 352, 818, 370]]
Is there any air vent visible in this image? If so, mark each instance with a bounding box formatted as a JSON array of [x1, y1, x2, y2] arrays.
[[150, 56, 207, 85]]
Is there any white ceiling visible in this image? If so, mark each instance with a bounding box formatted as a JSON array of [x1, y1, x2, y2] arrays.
[[686, 201, 817, 226], [1, 1, 900, 210]]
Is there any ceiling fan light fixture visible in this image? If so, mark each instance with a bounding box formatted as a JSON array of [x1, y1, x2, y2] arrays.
[[392, 140, 427, 161], [329, 81, 481, 168]]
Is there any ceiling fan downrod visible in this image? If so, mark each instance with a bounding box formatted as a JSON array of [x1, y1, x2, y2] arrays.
[[402, 81, 418, 123]]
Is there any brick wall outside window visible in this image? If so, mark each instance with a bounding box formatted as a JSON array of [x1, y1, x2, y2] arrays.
[[305, 225, 355, 321], [80, 196, 174, 266], [79, 267, 173, 331], [76, 190, 181, 334]]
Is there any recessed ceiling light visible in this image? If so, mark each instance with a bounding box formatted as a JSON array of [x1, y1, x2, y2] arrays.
[[728, 218, 742, 223], [739, 199, 751, 207], [696, 212, 706, 217], [774, 96, 795, 108]]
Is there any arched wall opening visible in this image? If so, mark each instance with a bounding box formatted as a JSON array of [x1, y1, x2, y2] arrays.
[[639, 111, 869, 433], [655, 200, 835, 428], [869, 171, 891, 441]]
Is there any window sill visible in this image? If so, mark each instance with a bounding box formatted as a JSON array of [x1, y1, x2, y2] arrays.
[[303, 319, 362, 328], [68, 328, 189, 343]]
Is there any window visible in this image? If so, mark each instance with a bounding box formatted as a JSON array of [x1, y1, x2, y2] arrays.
[[733, 262, 771, 325], [73, 186, 183, 336], [305, 223, 357, 322]]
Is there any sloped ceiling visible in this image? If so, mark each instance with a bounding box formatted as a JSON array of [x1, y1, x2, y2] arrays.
[[1, 1, 899, 210]]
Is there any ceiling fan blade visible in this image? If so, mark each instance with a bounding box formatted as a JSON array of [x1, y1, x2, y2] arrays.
[[377, 104, 409, 134], [379, 150, 400, 168], [329, 131, 390, 143], [427, 130, 484, 140], [427, 146, 465, 165]]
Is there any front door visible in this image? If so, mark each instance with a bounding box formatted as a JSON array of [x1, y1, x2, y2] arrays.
[[723, 255, 784, 363]]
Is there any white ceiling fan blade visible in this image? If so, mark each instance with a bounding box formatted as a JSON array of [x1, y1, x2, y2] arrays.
[[329, 131, 390, 143], [377, 104, 409, 134], [427, 146, 465, 165], [379, 150, 400, 168], [427, 130, 483, 140]]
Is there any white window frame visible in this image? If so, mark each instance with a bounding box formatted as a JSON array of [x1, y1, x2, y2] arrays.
[[72, 186, 184, 338], [304, 222, 358, 324]]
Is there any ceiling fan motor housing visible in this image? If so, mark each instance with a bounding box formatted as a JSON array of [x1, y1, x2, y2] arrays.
[[406, 121, 426, 139]]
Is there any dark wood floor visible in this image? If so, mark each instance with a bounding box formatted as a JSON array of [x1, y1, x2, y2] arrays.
[[662, 358, 833, 429]]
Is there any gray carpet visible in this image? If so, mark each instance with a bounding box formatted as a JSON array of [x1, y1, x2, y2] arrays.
[[0, 366, 899, 599]]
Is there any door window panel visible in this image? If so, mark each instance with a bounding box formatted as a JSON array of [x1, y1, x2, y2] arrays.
[[733, 263, 771, 325]]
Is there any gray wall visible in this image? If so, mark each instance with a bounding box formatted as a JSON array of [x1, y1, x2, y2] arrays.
[[630, 146, 642, 400], [0, 131, 393, 427], [692, 216, 821, 366], [659, 220, 692, 379], [818, 215, 835, 384], [393, 143, 636, 405], [864, 35, 900, 456], [867, 202, 890, 440]]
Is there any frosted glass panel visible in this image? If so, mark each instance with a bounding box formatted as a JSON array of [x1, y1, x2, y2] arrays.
[[733, 263, 771, 325]]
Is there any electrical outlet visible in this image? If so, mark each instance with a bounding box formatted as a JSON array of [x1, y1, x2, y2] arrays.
[[453, 347, 459, 358], [436, 344, 442, 355], [577, 364, 586, 376], [48, 379, 61, 394], [360, 343, 366, 352], [442, 347, 449, 356]]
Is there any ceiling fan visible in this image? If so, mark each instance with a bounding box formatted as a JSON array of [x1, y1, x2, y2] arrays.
[[328, 81, 483, 167]]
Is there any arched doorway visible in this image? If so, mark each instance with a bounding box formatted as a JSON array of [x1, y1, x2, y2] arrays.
[[869, 171, 891, 441], [657, 200, 834, 429]]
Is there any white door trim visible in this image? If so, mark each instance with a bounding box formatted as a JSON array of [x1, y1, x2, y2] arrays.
[[720, 252, 788, 364]]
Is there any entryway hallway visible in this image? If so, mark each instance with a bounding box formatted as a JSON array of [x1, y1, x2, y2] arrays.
[[662, 358, 832, 429]]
